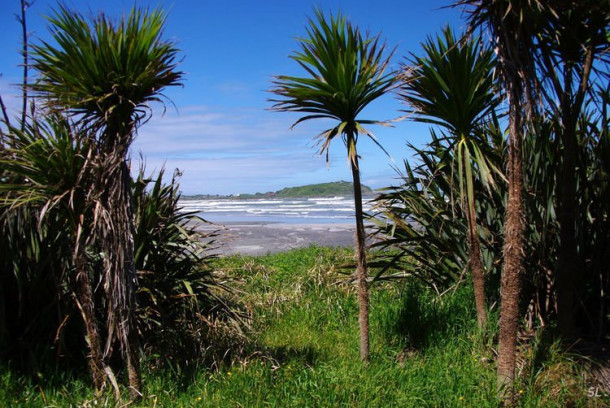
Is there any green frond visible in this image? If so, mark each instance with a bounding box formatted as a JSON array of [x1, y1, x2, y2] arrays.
[[399, 26, 499, 139], [398, 26, 503, 211], [0, 116, 93, 222], [30, 5, 183, 132], [270, 8, 396, 158]]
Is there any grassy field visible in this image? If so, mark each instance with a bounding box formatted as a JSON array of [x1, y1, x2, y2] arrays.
[[0, 246, 603, 407]]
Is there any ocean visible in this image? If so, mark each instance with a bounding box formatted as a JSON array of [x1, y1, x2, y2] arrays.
[[179, 196, 375, 224]]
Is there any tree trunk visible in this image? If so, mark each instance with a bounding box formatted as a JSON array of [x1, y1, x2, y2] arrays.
[[120, 158, 142, 400], [348, 136, 370, 363], [556, 118, 577, 339], [466, 173, 488, 330], [73, 231, 107, 392], [497, 98, 526, 405], [468, 213, 488, 330], [96, 126, 141, 399]]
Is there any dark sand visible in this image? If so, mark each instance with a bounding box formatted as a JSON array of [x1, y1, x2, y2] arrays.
[[198, 222, 357, 256]]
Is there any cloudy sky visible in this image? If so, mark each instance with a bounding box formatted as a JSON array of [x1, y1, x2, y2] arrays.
[[0, 0, 465, 195]]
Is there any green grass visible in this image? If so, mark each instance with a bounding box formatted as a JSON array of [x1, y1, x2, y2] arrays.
[[0, 245, 603, 407]]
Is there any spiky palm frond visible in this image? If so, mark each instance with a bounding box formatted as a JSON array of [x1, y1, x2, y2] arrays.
[[399, 26, 502, 197], [30, 5, 182, 132], [401, 27, 497, 133], [270, 8, 397, 165], [0, 116, 92, 220]]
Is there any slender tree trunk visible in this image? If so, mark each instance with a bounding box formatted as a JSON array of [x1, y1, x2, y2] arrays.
[[73, 229, 106, 392], [467, 198, 488, 330], [556, 118, 577, 339], [120, 158, 142, 400], [348, 135, 370, 363], [497, 98, 526, 405], [97, 125, 141, 399], [19, 0, 28, 130]]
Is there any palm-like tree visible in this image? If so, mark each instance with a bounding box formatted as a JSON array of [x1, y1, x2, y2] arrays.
[[455, 0, 544, 403], [30, 6, 182, 397], [398, 27, 501, 330], [270, 9, 396, 362], [536, 0, 610, 339]]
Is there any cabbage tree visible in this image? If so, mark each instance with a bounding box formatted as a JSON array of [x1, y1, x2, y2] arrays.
[[30, 6, 182, 397], [398, 27, 501, 330], [455, 0, 543, 402], [270, 9, 396, 362]]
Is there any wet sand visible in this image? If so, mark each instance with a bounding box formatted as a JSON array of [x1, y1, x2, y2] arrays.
[[197, 222, 357, 256]]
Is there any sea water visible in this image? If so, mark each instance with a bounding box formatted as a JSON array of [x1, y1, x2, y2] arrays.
[[179, 196, 374, 224]]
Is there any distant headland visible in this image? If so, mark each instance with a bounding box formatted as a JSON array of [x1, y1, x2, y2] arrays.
[[182, 181, 374, 199]]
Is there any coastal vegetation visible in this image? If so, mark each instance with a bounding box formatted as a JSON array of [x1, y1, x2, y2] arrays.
[[1, 1, 608, 406], [0, 247, 600, 407]]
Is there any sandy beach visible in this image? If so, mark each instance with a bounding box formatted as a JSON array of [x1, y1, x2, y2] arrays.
[[197, 222, 357, 256]]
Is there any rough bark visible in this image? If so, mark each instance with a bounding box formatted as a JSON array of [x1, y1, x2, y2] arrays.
[[96, 123, 141, 399], [468, 209, 487, 330], [466, 182, 488, 330], [103, 154, 141, 399], [120, 158, 142, 400], [348, 136, 370, 363], [73, 232, 106, 392], [497, 99, 526, 405]]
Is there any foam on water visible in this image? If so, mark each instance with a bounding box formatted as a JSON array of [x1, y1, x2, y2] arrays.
[[179, 196, 373, 224]]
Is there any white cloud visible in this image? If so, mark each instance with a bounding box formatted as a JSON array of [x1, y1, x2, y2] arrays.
[[131, 104, 355, 194], [214, 81, 252, 95], [135, 105, 323, 154]]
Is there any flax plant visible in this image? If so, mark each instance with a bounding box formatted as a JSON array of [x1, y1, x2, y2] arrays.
[[370, 127, 506, 295]]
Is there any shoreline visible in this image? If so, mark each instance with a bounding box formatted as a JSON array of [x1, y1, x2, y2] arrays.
[[195, 221, 358, 256]]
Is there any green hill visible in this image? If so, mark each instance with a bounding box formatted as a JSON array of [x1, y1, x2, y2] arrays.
[[275, 181, 373, 198], [183, 181, 374, 200]]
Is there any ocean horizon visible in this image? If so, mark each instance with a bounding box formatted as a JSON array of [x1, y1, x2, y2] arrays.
[[179, 195, 375, 225]]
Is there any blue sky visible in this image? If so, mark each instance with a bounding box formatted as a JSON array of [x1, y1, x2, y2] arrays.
[[0, 0, 466, 195]]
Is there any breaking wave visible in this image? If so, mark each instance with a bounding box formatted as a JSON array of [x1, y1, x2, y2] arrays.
[[179, 196, 374, 224]]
